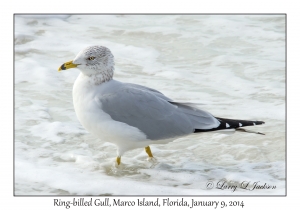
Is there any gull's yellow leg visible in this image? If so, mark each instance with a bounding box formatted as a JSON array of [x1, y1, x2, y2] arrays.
[[116, 156, 121, 165], [145, 146, 153, 158]]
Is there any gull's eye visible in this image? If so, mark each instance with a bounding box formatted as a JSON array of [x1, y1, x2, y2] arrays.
[[88, 56, 95, 60]]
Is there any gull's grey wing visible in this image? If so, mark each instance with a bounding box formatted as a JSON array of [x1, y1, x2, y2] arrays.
[[169, 102, 220, 129], [124, 83, 172, 101], [98, 85, 220, 140]]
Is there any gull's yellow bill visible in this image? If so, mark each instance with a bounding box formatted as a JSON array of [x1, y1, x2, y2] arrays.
[[58, 60, 78, 72]]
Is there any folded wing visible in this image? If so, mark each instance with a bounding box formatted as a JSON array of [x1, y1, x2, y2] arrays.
[[99, 84, 220, 140]]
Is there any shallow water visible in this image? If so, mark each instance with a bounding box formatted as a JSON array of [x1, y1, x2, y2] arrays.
[[14, 15, 285, 195]]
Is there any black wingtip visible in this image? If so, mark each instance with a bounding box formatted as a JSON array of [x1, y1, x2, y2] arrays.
[[216, 117, 265, 127], [194, 118, 265, 133], [253, 120, 265, 125]]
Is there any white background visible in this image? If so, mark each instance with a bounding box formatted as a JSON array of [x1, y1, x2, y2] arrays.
[[2, 0, 297, 209]]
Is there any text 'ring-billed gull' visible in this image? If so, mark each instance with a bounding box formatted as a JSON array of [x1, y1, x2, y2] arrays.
[[58, 46, 265, 165]]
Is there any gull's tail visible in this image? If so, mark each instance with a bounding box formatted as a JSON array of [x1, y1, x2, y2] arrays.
[[194, 117, 265, 135]]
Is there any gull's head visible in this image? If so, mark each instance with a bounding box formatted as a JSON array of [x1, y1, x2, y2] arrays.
[[58, 46, 114, 79]]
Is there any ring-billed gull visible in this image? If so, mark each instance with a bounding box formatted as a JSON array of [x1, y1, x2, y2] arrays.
[[58, 46, 265, 165]]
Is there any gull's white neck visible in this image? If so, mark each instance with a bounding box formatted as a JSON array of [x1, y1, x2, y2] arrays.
[[81, 68, 114, 85]]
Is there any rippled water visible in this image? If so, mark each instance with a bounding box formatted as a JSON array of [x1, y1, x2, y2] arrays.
[[15, 15, 285, 195]]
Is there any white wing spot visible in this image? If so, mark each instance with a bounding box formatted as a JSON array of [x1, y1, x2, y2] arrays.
[[253, 123, 256, 125], [239, 123, 242, 127], [226, 123, 230, 128]]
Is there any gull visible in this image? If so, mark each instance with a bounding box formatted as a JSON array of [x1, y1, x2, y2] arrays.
[[58, 46, 265, 165]]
